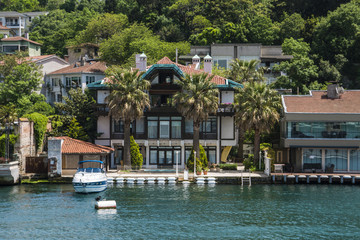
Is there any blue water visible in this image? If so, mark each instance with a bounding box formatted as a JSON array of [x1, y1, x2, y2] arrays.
[[0, 184, 359, 239]]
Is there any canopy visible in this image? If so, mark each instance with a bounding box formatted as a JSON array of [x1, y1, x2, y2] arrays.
[[78, 160, 104, 165]]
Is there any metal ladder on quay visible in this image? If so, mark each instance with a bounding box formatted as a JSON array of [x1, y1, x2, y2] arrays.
[[241, 172, 251, 186]]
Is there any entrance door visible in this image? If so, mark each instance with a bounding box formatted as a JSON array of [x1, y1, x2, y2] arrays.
[[158, 150, 173, 167]]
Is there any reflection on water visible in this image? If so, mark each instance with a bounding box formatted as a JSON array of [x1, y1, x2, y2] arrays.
[[0, 184, 359, 239]]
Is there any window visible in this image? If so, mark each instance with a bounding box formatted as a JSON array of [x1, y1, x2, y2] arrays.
[[115, 148, 123, 165], [113, 120, 124, 133], [136, 117, 145, 133], [51, 78, 60, 87], [74, 48, 81, 53], [325, 149, 347, 171], [19, 46, 28, 52], [201, 117, 217, 133], [56, 94, 62, 102], [148, 119, 158, 138], [171, 117, 181, 138], [86, 76, 95, 84], [150, 149, 157, 164], [3, 46, 18, 52], [66, 77, 81, 87], [214, 59, 227, 69], [185, 119, 193, 133], [159, 117, 170, 138]]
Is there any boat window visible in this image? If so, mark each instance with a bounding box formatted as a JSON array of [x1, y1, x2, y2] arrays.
[[85, 168, 93, 172]]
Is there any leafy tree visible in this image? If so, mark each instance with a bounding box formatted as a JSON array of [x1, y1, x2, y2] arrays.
[[100, 24, 190, 66], [30, 9, 98, 56], [235, 82, 281, 167], [272, 38, 318, 94], [105, 68, 150, 170], [0, 54, 44, 116], [1, 0, 40, 12], [55, 88, 97, 141], [279, 13, 305, 41], [312, 1, 360, 63], [130, 136, 143, 169], [63, 117, 88, 140], [173, 73, 218, 160], [72, 13, 128, 44]]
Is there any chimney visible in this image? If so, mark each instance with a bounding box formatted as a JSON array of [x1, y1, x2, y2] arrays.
[[204, 54, 212, 74], [80, 56, 86, 66], [192, 54, 200, 70], [64, 55, 69, 62], [25, 33, 29, 39], [327, 84, 344, 99], [136, 52, 147, 71]]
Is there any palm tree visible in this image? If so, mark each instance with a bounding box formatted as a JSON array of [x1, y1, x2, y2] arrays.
[[105, 68, 150, 170], [227, 59, 265, 84], [235, 82, 281, 167], [173, 73, 219, 160], [228, 59, 265, 161]]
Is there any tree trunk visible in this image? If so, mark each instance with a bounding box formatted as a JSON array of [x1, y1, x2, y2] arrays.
[[253, 128, 261, 169], [193, 121, 200, 160], [237, 126, 245, 162], [123, 120, 131, 170]]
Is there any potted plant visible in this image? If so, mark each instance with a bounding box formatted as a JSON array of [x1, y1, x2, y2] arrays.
[[249, 166, 257, 173], [210, 163, 217, 172], [203, 167, 209, 175], [196, 165, 202, 175]]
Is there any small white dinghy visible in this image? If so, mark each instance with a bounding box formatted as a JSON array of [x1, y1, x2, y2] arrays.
[[73, 160, 107, 193]]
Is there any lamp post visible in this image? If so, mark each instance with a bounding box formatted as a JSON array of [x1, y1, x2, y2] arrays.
[[194, 151, 196, 177], [175, 151, 179, 176]]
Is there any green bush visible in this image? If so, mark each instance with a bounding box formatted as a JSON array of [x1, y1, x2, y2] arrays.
[[23, 113, 48, 152], [243, 154, 254, 171], [186, 145, 208, 171], [130, 136, 143, 169], [219, 164, 237, 170]]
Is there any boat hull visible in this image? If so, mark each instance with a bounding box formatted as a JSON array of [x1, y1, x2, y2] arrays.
[[73, 180, 107, 193]]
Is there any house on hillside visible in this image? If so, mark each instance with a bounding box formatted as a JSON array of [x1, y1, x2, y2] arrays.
[[65, 43, 100, 64], [280, 84, 360, 173], [88, 53, 240, 170], [45, 60, 106, 103], [0, 35, 41, 56], [48, 136, 113, 176], [179, 43, 293, 85], [0, 11, 48, 37]]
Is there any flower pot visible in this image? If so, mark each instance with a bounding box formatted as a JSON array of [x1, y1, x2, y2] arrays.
[[196, 171, 202, 175], [203, 171, 208, 175]]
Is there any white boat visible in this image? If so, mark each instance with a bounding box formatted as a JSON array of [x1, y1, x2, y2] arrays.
[[72, 160, 107, 193]]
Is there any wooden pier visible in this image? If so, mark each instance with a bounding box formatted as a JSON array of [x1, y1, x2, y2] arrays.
[[271, 173, 360, 184]]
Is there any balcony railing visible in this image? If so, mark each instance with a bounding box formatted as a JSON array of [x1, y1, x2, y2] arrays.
[[217, 104, 234, 114]]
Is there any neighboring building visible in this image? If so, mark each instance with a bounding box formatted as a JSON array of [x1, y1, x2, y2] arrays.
[[280, 84, 360, 173], [0, 23, 15, 37], [179, 43, 293, 85], [0, 11, 48, 36], [45, 60, 107, 103], [88, 54, 240, 170], [48, 136, 114, 176], [65, 43, 100, 64], [0, 36, 41, 56]]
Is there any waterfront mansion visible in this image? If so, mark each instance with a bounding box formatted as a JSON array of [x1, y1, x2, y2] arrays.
[[280, 84, 360, 173], [88, 54, 240, 170]]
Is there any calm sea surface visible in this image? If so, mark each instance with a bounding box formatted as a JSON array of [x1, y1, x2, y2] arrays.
[[0, 183, 359, 240]]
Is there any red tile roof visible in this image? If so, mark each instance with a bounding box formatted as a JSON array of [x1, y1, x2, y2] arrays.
[[156, 57, 227, 85], [49, 61, 107, 75], [283, 90, 360, 113], [0, 25, 11, 30], [55, 136, 113, 154], [1, 36, 42, 45]]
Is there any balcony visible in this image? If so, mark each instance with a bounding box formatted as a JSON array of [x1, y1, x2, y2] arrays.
[[95, 104, 109, 116], [52, 86, 60, 92], [217, 103, 234, 115]]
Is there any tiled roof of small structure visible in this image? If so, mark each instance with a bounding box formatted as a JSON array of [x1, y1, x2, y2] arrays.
[[48, 61, 106, 75], [1, 36, 42, 45], [283, 90, 360, 113], [55, 136, 113, 154]]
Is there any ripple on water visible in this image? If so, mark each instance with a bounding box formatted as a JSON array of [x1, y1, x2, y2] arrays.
[[0, 184, 360, 239]]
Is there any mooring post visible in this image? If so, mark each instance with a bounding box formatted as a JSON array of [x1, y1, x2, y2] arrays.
[[283, 175, 287, 183], [295, 175, 298, 183], [352, 176, 355, 184], [340, 176, 344, 184], [272, 175, 275, 183], [317, 175, 321, 184], [306, 175, 310, 184], [329, 176, 332, 184]]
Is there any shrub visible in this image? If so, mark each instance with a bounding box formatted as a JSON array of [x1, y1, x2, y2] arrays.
[[23, 113, 48, 152], [219, 163, 237, 170], [243, 157, 254, 171], [130, 136, 143, 169], [186, 145, 208, 170]]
